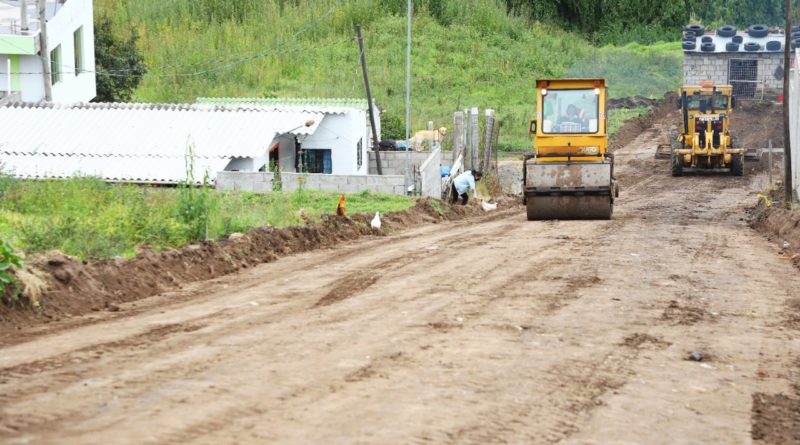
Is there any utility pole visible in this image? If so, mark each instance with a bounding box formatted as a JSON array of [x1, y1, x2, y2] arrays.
[[404, 0, 412, 191], [784, 0, 794, 205], [38, 0, 52, 101], [355, 24, 382, 175], [20, 0, 29, 32]]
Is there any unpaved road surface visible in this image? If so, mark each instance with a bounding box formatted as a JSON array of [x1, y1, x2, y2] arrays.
[[2, 112, 799, 444]]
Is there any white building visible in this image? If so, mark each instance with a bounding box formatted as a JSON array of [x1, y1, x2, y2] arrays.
[[198, 98, 381, 176], [0, 0, 95, 103], [0, 101, 370, 184]]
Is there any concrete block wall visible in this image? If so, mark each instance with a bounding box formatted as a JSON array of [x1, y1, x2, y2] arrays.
[[215, 171, 274, 192], [281, 172, 406, 195], [684, 53, 792, 91], [368, 151, 432, 175], [216, 171, 407, 195]]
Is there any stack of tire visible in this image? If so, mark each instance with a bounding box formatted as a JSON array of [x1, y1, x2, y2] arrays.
[[743, 24, 782, 52], [682, 24, 704, 51]]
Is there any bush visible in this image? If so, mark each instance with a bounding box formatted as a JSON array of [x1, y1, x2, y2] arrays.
[[0, 238, 22, 299]]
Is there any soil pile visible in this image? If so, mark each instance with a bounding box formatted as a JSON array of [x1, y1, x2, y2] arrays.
[[750, 203, 800, 269], [1, 198, 507, 330]]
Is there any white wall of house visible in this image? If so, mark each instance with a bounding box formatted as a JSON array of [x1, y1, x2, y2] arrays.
[[301, 112, 369, 175], [0, 0, 95, 102], [47, 0, 95, 102]]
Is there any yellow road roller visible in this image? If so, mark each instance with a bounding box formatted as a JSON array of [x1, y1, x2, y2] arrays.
[[524, 78, 618, 220]]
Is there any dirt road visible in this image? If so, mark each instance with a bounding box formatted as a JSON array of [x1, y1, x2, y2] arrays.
[[2, 113, 799, 444]]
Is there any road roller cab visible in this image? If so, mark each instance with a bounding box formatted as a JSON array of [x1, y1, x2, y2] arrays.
[[524, 79, 618, 220]]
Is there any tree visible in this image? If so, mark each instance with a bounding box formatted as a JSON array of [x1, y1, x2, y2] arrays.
[[93, 16, 147, 103]]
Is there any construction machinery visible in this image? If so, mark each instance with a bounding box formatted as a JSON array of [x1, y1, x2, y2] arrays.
[[524, 79, 618, 220], [658, 82, 745, 176]]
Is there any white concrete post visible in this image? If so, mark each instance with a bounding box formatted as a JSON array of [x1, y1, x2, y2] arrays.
[[6, 58, 10, 94]]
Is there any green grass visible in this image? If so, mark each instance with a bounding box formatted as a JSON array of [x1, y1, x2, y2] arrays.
[[0, 177, 413, 260], [608, 107, 649, 136], [95, 0, 682, 151], [567, 42, 683, 99]]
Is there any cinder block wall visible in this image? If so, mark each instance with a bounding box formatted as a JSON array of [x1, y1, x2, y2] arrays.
[[683, 53, 791, 91], [216, 171, 274, 192], [215, 171, 406, 195], [281, 172, 406, 195]]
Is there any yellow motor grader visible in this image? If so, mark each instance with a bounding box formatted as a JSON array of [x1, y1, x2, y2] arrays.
[[524, 78, 618, 220], [661, 82, 745, 176]]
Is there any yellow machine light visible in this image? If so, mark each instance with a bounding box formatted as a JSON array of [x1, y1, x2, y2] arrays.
[[541, 88, 548, 96], [594, 88, 600, 95]]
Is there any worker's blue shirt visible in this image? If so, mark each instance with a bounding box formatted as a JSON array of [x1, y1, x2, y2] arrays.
[[454, 171, 477, 197]]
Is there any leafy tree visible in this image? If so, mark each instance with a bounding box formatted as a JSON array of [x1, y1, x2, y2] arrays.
[[93, 16, 147, 103], [381, 110, 405, 140]]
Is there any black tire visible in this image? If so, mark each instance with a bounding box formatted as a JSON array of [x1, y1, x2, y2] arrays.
[[685, 24, 705, 35], [732, 35, 744, 44], [792, 25, 800, 33], [744, 42, 761, 52], [671, 152, 683, 177], [792, 31, 800, 40], [701, 42, 716, 52], [767, 40, 782, 51], [730, 154, 744, 176], [793, 40, 800, 50], [717, 25, 737, 37], [748, 24, 769, 38], [683, 31, 696, 40], [701, 36, 713, 43], [683, 40, 697, 51], [726, 42, 740, 52]]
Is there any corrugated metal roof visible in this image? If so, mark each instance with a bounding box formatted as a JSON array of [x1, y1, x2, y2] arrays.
[[685, 31, 786, 54], [1, 153, 231, 184], [0, 101, 338, 183], [196, 97, 370, 110]]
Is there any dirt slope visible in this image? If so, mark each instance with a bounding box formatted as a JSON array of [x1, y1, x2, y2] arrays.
[[1, 108, 799, 444]]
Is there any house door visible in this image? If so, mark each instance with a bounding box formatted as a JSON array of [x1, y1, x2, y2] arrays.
[[729, 59, 758, 98]]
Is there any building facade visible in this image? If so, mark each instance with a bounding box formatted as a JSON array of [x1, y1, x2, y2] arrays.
[[197, 98, 381, 176], [0, 0, 96, 103], [683, 27, 793, 98]]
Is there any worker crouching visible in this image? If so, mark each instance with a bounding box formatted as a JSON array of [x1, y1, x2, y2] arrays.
[[451, 170, 482, 205]]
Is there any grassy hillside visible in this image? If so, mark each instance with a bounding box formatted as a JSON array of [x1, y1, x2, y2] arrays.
[[95, 0, 682, 148]]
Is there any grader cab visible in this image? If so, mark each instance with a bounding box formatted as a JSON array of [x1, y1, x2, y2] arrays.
[[663, 83, 745, 176]]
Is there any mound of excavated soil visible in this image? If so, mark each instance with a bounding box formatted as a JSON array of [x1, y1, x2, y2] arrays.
[[608, 93, 676, 153], [731, 101, 784, 151], [1, 198, 512, 332], [750, 204, 800, 269]]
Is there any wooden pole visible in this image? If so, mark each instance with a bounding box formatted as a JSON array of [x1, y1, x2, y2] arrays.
[[38, 0, 52, 101], [355, 24, 382, 175], [784, 0, 794, 205]]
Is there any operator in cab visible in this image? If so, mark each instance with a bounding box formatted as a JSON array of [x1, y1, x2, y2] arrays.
[[451, 170, 482, 205]]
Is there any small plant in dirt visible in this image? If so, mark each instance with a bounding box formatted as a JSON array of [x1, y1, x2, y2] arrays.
[[0, 238, 22, 300]]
